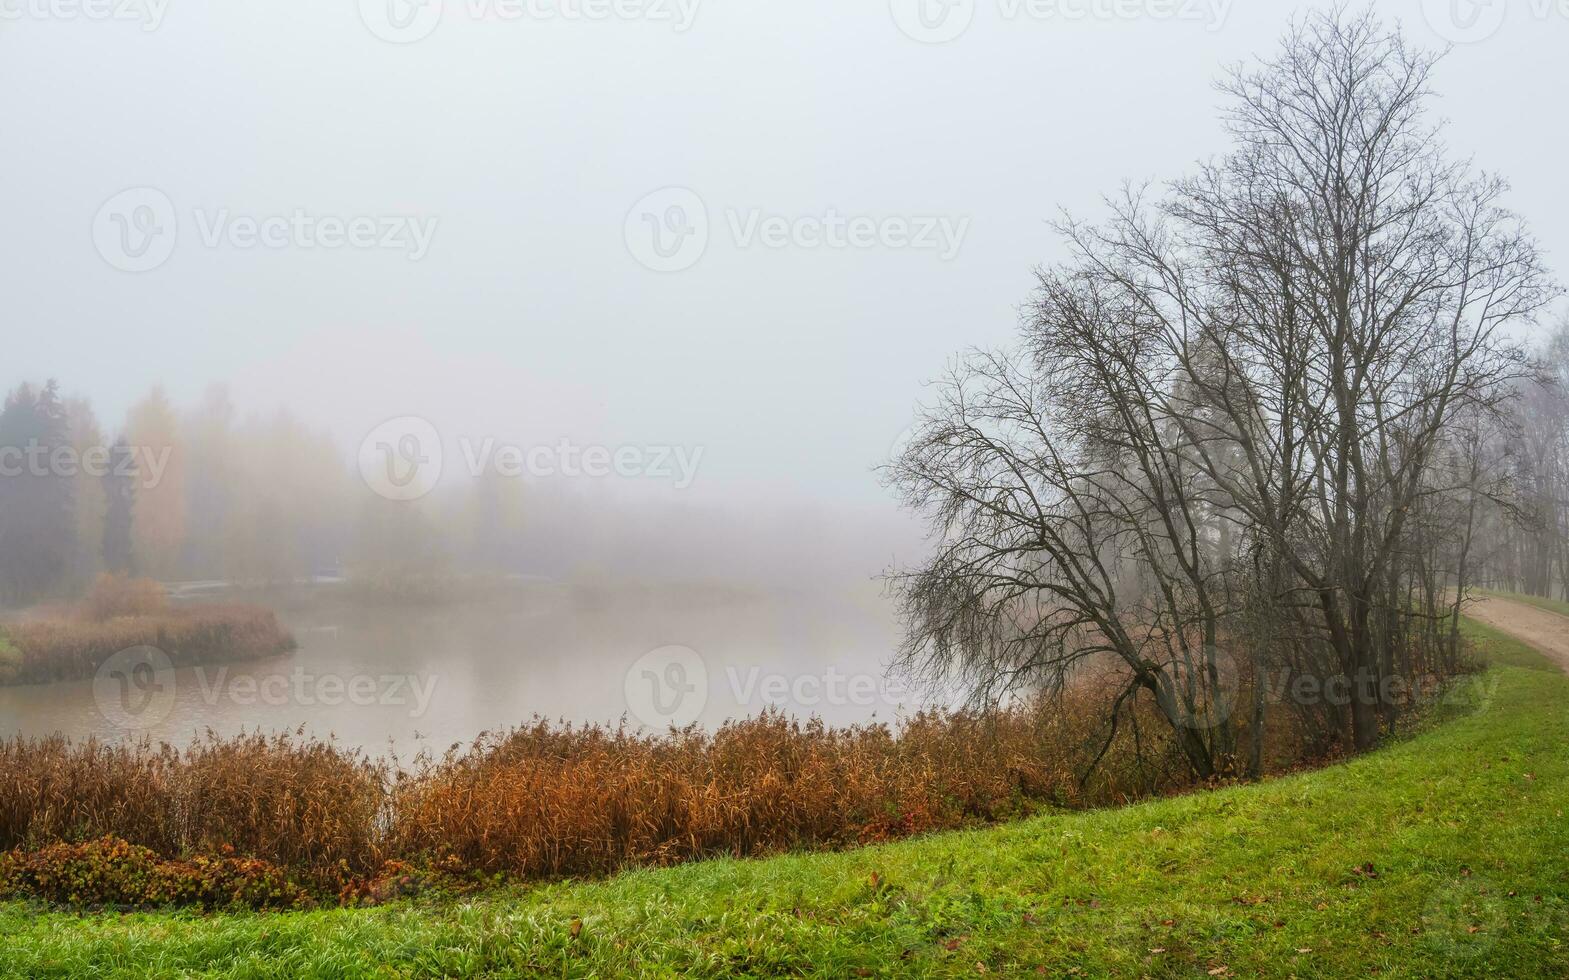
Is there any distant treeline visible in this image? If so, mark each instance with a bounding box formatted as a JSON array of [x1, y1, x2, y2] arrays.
[[0, 381, 531, 606], [0, 380, 910, 609]]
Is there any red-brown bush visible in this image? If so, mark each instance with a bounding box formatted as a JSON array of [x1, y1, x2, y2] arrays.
[[0, 674, 1198, 910], [0, 836, 311, 910]]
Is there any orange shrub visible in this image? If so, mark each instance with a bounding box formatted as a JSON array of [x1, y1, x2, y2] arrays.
[[0, 836, 312, 910], [0, 673, 1199, 909], [0, 733, 388, 891]]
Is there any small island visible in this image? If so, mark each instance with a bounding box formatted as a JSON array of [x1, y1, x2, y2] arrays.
[[0, 574, 295, 687]]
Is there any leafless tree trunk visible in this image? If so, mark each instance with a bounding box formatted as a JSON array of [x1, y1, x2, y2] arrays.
[[887, 8, 1554, 780]]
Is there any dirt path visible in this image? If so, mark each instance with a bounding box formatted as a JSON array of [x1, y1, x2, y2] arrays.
[[1463, 594, 1569, 674]]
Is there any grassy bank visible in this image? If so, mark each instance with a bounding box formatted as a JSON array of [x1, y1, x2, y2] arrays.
[[0, 576, 295, 686], [0, 607, 296, 686], [0, 688, 1182, 901], [2, 619, 1565, 978], [1475, 587, 1569, 621]]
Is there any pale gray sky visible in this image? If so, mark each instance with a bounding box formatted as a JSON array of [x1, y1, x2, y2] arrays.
[[3, 0, 1566, 511]]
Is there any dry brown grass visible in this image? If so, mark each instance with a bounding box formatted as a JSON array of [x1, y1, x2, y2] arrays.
[[0, 577, 296, 686], [0, 677, 1191, 895], [0, 733, 388, 890], [80, 574, 170, 622]]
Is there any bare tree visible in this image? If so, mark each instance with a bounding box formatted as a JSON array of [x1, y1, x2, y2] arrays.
[[889, 7, 1556, 777]]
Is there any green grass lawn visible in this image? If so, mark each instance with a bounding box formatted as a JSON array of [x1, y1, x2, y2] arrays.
[[3, 620, 1566, 978]]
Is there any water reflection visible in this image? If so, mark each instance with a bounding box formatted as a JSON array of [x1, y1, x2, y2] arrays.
[[0, 580, 925, 761]]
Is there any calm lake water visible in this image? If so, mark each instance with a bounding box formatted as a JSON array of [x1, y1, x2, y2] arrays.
[[0, 581, 929, 760]]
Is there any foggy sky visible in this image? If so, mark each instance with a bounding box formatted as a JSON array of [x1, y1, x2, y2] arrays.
[[4, 0, 1566, 520]]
